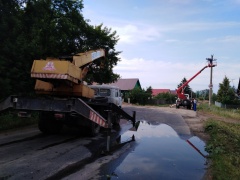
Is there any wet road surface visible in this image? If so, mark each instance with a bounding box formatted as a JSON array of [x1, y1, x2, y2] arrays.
[[0, 105, 208, 179], [64, 106, 208, 180]]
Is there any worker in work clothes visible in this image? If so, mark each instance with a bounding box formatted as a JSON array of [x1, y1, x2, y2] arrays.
[[193, 98, 197, 111]]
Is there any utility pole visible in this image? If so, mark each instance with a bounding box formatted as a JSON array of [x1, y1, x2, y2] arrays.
[[206, 55, 217, 106]]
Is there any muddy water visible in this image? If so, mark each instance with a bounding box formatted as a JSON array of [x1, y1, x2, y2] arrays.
[[99, 121, 208, 180]]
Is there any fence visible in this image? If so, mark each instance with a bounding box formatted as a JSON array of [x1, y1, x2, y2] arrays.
[[215, 101, 240, 109]]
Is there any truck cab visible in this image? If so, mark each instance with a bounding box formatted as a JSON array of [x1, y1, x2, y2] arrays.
[[88, 85, 122, 107]]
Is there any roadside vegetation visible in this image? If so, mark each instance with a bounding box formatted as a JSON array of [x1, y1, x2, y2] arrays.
[[198, 103, 240, 120], [198, 103, 240, 179], [0, 112, 38, 131]]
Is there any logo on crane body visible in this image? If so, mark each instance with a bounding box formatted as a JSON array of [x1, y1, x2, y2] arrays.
[[43, 62, 56, 71]]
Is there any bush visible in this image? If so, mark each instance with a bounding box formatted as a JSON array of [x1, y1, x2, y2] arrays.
[[204, 120, 240, 179], [0, 111, 38, 131], [127, 88, 151, 105]]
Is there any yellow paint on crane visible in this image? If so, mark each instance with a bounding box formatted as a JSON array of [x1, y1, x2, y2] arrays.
[[35, 80, 94, 98], [73, 49, 105, 67], [31, 60, 82, 84], [31, 49, 105, 97]]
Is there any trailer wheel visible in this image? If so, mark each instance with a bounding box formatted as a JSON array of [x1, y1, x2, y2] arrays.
[[90, 122, 100, 136], [38, 112, 62, 134]]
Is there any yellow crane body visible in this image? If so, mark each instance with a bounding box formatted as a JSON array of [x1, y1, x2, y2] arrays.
[[30, 49, 105, 98], [31, 59, 82, 84], [34, 80, 94, 98]]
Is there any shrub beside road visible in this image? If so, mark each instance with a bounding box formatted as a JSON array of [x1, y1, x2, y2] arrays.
[[198, 103, 240, 179], [0, 112, 38, 131]]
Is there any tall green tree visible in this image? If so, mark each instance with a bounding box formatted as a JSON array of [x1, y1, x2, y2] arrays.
[[0, 0, 121, 99], [177, 77, 192, 96], [84, 24, 120, 84], [217, 76, 236, 104], [0, 0, 28, 98]]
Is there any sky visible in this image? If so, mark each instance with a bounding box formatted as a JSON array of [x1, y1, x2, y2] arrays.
[[82, 0, 240, 93]]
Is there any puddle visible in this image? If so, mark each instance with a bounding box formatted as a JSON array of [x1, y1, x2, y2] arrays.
[[99, 121, 208, 180]]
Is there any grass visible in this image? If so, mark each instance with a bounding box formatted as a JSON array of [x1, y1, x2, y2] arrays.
[[198, 102, 240, 120], [0, 111, 38, 131], [198, 103, 240, 180]]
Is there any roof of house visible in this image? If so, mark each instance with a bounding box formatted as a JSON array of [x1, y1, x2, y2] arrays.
[[107, 78, 141, 90], [170, 90, 177, 95], [152, 89, 171, 96]]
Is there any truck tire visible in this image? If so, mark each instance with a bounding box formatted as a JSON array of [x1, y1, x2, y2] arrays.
[[182, 99, 191, 110], [38, 112, 62, 134], [183, 100, 188, 106]]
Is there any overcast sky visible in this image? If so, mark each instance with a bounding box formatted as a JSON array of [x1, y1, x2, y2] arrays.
[[82, 0, 240, 93]]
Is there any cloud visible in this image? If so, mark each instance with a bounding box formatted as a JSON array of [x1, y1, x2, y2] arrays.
[[113, 24, 162, 44], [159, 21, 240, 33], [205, 35, 240, 43], [111, 21, 240, 47], [113, 55, 240, 92]]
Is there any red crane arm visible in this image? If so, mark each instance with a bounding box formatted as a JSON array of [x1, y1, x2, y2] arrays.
[[176, 65, 210, 99]]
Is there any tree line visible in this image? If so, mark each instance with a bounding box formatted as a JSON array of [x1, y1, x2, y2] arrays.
[[127, 76, 240, 106], [0, 0, 120, 99]]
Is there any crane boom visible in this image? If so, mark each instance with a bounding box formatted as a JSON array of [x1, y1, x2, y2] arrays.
[[177, 65, 209, 100], [175, 63, 216, 109]]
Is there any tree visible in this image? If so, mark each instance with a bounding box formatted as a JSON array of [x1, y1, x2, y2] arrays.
[[84, 24, 121, 84], [154, 92, 176, 104], [146, 86, 153, 95], [128, 88, 150, 105], [196, 89, 209, 100], [0, 0, 121, 99], [0, 0, 28, 98], [177, 77, 192, 96], [217, 76, 236, 104]]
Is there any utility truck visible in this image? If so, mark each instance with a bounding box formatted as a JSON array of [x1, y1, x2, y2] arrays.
[[0, 49, 136, 136], [89, 84, 122, 107], [176, 60, 216, 109]]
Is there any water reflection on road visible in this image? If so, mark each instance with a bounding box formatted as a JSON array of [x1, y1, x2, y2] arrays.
[[99, 121, 208, 180]]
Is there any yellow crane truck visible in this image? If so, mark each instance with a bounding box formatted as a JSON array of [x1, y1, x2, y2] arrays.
[[0, 49, 136, 136]]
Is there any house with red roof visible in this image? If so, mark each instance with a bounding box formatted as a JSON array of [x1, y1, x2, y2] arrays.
[[152, 89, 171, 97], [151, 89, 177, 97]]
